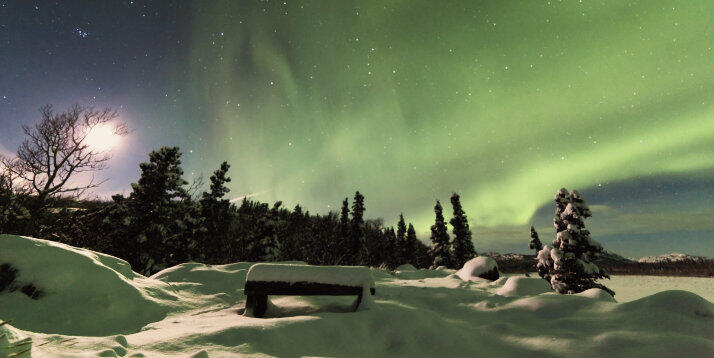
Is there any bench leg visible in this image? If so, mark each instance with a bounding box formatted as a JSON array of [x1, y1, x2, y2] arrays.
[[353, 293, 363, 312], [245, 294, 268, 318]]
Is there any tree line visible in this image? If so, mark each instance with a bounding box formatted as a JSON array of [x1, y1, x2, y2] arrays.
[[1, 104, 613, 296]]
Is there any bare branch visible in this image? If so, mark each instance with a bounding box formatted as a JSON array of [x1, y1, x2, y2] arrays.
[[6, 103, 128, 204]]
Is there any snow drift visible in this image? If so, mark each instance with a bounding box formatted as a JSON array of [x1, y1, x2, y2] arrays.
[[455, 256, 499, 281], [0, 234, 712, 357], [496, 276, 552, 297], [0, 234, 174, 336]]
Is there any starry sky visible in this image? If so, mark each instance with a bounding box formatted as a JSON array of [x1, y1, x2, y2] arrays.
[[1, 1, 712, 257]]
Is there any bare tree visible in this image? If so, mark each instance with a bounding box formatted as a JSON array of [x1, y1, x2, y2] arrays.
[[1, 104, 128, 207]]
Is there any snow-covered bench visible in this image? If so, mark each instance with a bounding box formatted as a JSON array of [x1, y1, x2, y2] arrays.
[[243, 263, 376, 318]]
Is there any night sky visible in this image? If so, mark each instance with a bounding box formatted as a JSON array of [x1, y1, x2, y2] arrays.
[[1, 1, 712, 257]]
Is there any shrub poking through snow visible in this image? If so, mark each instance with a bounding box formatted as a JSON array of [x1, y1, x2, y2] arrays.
[[428, 200, 452, 269], [450, 193, 477, 269], [0, 263, 18, 292], [0, 263, 43, 299], [536, 188, 614, 296]]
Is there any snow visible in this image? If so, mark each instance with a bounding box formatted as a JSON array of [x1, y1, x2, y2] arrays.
[[576, 288, 617, 302], [496, 276, 552, 297], [455, 256, 498, 281], [601, 275, 714, 302], [395, 264, 416, 271], [0, 234, 172, 336], [246, 263, 376, 289], [1, 234, 713, 357]]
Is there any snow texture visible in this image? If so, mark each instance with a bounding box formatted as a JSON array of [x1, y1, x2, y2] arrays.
[[395, 264, 417, 272], [496, 276, 553, 297], [455, 256, 498, 281], [246, 263, 376, 289], [1, 235, 713, 357], [0, 234, 171, 336]]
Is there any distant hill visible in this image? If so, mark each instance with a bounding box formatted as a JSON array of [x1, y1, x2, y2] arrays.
[[634, 253, 710, 263], [481, 250, 712, 277]]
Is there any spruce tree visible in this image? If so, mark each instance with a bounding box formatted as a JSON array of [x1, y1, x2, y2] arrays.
[[396, 214, 408, 266], [200, 161, 233, 263], [126, 147, 203, 275], [405, 223, 418, 266], [449, 193, 476, 268], [536, 188, 614, 296], [529, 226, 542, 253], [385, 227, 398, 269], [281, 204, 307, 260], [340, 198, 350, 228], [248, 201, 282, 262], [427, 200, 452, 269], [339, 197, 350, 254], [350, 191, 367, 265]]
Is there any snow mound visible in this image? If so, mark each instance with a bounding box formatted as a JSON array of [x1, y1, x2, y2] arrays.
[[152, 261, 253, 302], [395, 264, 417, 271], [616, 290, 713, 318], [455, 256, 499, 281], [496, 276, 552, 297], [576, 288, 616, 301], [0, 234, 172, 336]]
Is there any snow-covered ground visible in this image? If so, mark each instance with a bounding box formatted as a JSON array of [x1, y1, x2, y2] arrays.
[[1, 234, 713, 357], [604, 275, 714, 303]]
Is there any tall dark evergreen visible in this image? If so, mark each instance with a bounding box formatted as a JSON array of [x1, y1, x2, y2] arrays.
[[339, 197, 350, 253], [528, 226, 542, 253], [405, 223, 418, 266], [280, 204, 307, 261], [395, 214, 408, 266], [125, 147, 204, 275], [350, 191, 367, 265], [248, 201, 282, 262], [384, 227, 398, 269], [340, 198, 350, 228], [449, 193, 476, 268], [536, 188, 614, 296], [427, 200, 452, 269], [200, 161, 233, 263]]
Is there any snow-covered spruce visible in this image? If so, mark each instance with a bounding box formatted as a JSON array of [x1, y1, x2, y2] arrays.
[[536, 188, 614, 296]]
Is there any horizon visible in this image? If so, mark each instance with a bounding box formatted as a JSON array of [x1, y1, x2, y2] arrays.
[[1, 1, 712, 258]]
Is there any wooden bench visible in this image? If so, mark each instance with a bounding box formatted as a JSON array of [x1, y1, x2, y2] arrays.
[[243, 264, 376, 318]]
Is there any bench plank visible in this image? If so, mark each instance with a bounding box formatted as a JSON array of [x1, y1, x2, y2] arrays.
[[245, 281, 376, 296]]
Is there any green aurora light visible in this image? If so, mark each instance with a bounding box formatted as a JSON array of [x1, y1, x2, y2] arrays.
[[171, 0, 712, 235]]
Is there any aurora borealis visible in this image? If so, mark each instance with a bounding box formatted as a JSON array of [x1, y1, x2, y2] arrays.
[[1, 1, 712, 256]]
